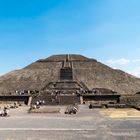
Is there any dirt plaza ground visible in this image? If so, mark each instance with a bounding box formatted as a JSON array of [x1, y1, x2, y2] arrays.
[[0, 105, 140, 140]]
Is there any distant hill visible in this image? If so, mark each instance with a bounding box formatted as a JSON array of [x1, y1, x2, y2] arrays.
[[0, 54, 140, 95]]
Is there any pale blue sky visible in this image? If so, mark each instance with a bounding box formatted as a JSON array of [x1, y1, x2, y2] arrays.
[[0, 0, 140, 77]]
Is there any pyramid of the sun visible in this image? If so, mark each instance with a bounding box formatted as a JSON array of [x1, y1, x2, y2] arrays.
[[0, 54, 140, 95]]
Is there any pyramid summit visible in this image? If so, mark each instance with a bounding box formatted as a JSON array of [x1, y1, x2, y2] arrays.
[[37, 54, 91, 62], [0, 54, 140, 95]]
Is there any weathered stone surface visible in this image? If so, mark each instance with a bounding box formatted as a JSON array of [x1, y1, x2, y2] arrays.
[[0, 54, 140, 94]]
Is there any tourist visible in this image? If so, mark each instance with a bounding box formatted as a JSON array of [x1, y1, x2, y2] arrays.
[[42, 100, 45, 105], [3, 107, 9, 116], [0, 107, 2, 116], [36, 101, 39, 106], [39, 100, 42, 105]]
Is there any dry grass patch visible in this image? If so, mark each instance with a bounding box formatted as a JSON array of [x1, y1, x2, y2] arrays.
[[100, 108, 140, 118]]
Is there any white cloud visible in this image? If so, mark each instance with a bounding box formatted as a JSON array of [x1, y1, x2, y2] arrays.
[[107, 58, 140, 65], [104, 58, 140, 77], [127, 67, 140, 77], [107, 58, 130, 65], [132, 59, 140, 63]]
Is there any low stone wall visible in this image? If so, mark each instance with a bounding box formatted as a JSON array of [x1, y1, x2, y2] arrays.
[[0, 95, 30, 105], [32, 95, 80, 105]]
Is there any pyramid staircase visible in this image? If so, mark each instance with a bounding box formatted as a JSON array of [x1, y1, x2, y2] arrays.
[[43, 54, 88, 92]]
